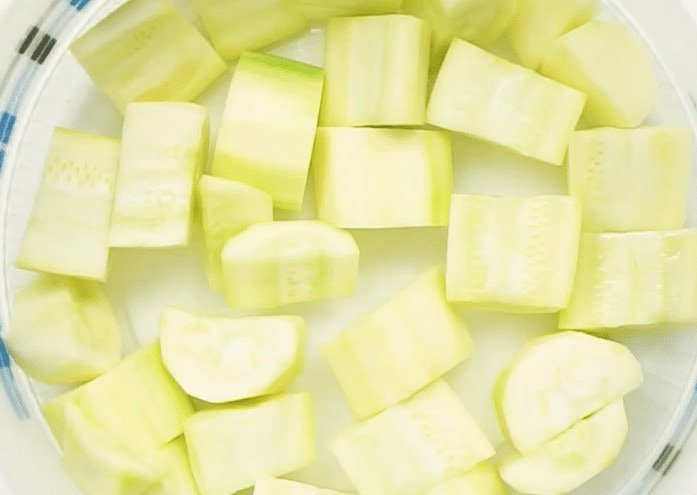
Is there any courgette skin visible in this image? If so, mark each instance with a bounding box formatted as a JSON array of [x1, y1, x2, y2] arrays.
[[213, 52, 324, 211]]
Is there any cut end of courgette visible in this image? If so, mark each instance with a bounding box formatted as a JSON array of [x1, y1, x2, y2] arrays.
[[540, 21, 657, 128], [495, 331, 642, 455], [499, 400, 628, 495], [6, 275, 122, 384], [159, 307, 305, 403]]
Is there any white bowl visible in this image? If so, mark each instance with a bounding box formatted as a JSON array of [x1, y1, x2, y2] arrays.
[[1, 1, 697, 493]]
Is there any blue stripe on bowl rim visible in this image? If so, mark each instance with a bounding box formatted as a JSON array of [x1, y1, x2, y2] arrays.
[[0, 0, 95, 418]]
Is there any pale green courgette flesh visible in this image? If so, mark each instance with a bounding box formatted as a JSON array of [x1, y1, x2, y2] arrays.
[[499, 400, 628, 495], [446, 194, 581, 312], [427, 462, 507, 495], [109, 102, 208, 248], [312, 128, 452, 228], [197, 175, 273, 290], [16, 128, 119, 281], [159, 307, 305, 403], [289, 0, 404, 20], [212, 51, 324, 211], [6, 275, 121, 384], [427, 38, 586, 165], [568, 127, 691, 232], [145, 437, 201, 495], [184, 393, 316, 495], [189, 0, 307, 62], [70, 0, 226, 111], [403, 0, 518, 63], [43, 342, 194, 453], [495, 331, 642, 454], [559, 230, 697, 329], [253, 477, 355, 495], [62, 403, 160, 495], [324, 267, 472, 419], [332, 381, 495, 495], [63, 415, 199, 495], [321, 14, 430, 126], [541, 21, 657, 128], [221, 221, 359, 309], [508, 0, 600, 70]]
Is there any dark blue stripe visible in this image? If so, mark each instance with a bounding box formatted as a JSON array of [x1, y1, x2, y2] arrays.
[[0, 149, 5, 169], [0, 369, 29, 420], [0, 339, 10, 369], [0, 112, 16, 144], [0, 339, 29, 420], [71, 0, 91, 10]]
